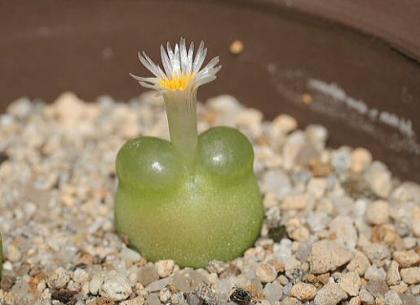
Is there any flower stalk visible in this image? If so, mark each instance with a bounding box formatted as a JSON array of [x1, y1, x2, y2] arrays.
[[164, 89, 198, 168]]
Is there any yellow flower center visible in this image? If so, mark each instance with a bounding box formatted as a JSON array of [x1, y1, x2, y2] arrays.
[[160, 74, 195, 91]]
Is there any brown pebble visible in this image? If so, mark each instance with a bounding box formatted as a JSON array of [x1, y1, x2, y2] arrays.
[[290, 282, 317, 301], [51, 289, 78, 304], [29, 272, 46, 290], [87, 297, 115, 305], [244, 283, 264, 300], [230, 287, 252, 305], [229, 40, 244, 55], [219, 264, 241, 279], [1, 274, 16, 291], [268, 258, 285, 273], [316, 273, 330, 285], [74, 251, 95, 267], [302, 93, 313, 104], [308, 158, 331, 177]]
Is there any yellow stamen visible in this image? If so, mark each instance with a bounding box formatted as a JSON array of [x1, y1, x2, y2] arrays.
[[160, 74, 195, 91]]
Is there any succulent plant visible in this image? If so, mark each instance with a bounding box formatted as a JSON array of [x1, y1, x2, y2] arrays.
[[115, 38, 263, 267]]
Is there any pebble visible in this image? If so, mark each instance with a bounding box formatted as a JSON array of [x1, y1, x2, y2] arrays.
[[100, 274, 132, 301], [329, 216, 358, 250], [364, 161, 392, 198], [170, 292, 186, 305], [359, 288, 374, 304], [159, 288, 171, 303], [400, 267, 420, 284], [310, 240, 353, 274], [330, 146, 352, 172], [73, 268, 89, 283], [273, 114, 297, 134], [229, 40, 244, 55], [409, 284, 420, 295], [386, 261, 401, 286], [138, 264, 159, 286], [351, 147, 372, 173], [6, 244, 22, 262], [399, 294, 418, 305], [306, 212, 329, 233], [384, 290, 402, 305], [348, 296, 361, 305], [90, 274, 104, 295], [314, 282, 347, 305], [120, 296, 145, 305], [364, 243, 391, 264], [307, 177, 327, 199], [261, 170, 292, 200], [147, 278, 172, 292], [283, 131, 319, 170], [156, 260, 175, 278], [305, 124, 328, 150], [338, 271, 361, 296], [390, 182, 420, 205], [7, 97, 33, 118], [365, 200, 390, 225], [255, 263, 277, 283], [263, 192, 278, 209], [402, 237, 416, 250], [412, 221, 420, 237], [263, 281, 283, 303], [295, 241, 312, 262], [393, 250, 419, 267], [121, 247, 141, 262], [365, 266, 386, 281], [290, 282, 317, 301], [172, 270, 207, 292], [146, 293, 162, 305], [47, 267, 71, 289], [281, 194, 311, 211], [366, 279, 389, 298], [207, 95, 241, 114]]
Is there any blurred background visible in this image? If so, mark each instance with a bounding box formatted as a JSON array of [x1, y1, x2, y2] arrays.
[[1, 0, 420, 181]]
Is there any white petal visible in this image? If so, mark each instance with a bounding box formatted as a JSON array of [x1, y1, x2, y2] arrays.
[[140, 82, 159, 89], [139, 52, 166, 79], [197, 59, 221, 80], [166, 42, 175, 61], [172, 43, 181, 76], [179, 37, 189, 74], [202, 56, 220, 70], [193, 41, 207, 73], [186, 42, 194, 74], [130, 74, 159, 84], [195, 74, 217, 87], [160, 45, 172, 77]]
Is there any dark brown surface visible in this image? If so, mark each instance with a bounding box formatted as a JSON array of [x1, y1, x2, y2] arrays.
[[1, 0, 420, 182], [268, 0, 420, 61]]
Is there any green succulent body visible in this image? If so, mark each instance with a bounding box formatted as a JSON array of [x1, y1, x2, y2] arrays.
[[115, 126, 263, 268]]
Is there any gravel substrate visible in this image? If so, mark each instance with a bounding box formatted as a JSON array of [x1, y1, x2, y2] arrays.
[[0, 92, 419, 305]]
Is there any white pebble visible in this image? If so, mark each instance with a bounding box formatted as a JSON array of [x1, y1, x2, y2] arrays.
[[156, 259, 175, 278], [100, 274, 132, 301], [365, 200, 390, 225], [256, 263, 277, 283]]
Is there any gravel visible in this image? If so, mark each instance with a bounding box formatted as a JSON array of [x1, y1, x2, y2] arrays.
[[0, 92, 419, 305]]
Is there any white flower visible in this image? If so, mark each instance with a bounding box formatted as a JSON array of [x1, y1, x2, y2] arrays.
[[131, 38, 221, 93]]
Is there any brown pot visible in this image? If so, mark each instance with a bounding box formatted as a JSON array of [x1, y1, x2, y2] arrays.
[[1, 0, 420, 182]]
